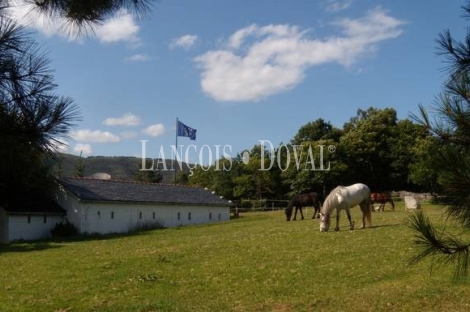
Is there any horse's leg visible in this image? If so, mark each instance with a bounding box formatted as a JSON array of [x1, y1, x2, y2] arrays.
[[293, 206, 297, 220], [360, 202, 369, 228], [299, 205, 304, 220], [345, 206, 354, 230], [334, 208, 341, 231]]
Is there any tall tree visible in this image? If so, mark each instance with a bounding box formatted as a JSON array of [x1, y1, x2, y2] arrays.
[[410, 1, 470, 279], [340, 107, 398, 190], [291, 118, 342, 145], [0, 1, 156, 206], [0, 16, 79, 204]]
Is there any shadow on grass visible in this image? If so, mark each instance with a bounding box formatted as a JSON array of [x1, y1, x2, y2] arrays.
[[49, 227, 162, 244], [368, 223, 404, 230], [0, 242, 63, 253], [0, 227, 164, 254]]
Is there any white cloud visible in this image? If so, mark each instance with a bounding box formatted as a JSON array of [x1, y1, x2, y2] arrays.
[[6, 0, 75, 39], [73, 143, 93, 155], [194, 8, 405, 102], [71, 129, 120, 143], [103, 113, 142, 126], [124, 54, 149, 62], [7, 2, 140, 44], [324, 0, 353, 12], [170, 34, 198, 49], [95, 10, 140, 44], [142, 124, 165, 137], [50, 138, 69, 153]]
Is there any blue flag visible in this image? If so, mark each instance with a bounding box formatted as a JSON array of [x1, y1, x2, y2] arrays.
[[177, 120, 197, 140]]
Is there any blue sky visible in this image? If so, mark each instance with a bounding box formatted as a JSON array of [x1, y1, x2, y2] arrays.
[[7, 0, 468, 161]]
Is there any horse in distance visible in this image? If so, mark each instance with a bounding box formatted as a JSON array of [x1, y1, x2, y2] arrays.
[[285, 192, 323, 221], [370, 192, 395, 212], [319, 183, 371, 232]]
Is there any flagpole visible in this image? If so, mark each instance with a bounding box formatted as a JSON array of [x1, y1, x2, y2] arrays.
[[175, 117, 178, 183]]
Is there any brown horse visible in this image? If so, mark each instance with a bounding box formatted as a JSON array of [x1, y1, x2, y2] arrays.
[[370, 192, 395, 212], [285, 192, 322, 221]]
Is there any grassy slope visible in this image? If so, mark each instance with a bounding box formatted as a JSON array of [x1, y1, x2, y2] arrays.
[[1, 202, 470, 311]]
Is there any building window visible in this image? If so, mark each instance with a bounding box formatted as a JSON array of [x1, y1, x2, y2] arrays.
[[177, 212, 180, 220], [43, 215, 47, 224], [111, 211, 114, 219], [188, 212, 192, 220], [153, 212, 156, 220], [27, 215, 31, 224], [209, 212, 212, 220], [139, 212, 142, 219]]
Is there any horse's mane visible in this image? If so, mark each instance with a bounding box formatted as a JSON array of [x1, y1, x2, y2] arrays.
[[322, 186, 343, 218]]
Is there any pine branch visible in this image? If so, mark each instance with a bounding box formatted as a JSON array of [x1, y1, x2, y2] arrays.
[[409, 211, 470, 279]]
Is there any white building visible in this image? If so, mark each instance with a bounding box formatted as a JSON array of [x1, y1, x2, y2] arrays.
[[0, 198, 65, 244], [0, 178, 231, 243]]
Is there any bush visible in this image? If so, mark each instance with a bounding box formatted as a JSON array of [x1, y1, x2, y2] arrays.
[[51, 221, 78, 237]]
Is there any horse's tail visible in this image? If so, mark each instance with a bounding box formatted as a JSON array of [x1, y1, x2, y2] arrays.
[[362, 197, 372, 227]]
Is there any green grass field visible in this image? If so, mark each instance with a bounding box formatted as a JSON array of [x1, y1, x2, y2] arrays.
[[1, 202, 470, 311]]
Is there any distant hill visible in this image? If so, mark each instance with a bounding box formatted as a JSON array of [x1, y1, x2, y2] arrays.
[[54, 154, 191, 183]]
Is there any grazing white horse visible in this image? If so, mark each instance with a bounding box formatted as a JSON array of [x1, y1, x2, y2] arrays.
[[319, 183, 371, 232]]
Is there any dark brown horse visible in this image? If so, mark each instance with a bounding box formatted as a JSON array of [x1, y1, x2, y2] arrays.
[[285, 192, 322, 221], [370, 192, 395, 212]]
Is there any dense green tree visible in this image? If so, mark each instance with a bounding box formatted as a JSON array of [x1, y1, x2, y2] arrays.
[[408, 134, 441, 193], [189, 157, 237, 198], [409, 1, 470, 279], [291, 118, 342, 145], [189, 165, 214, 188], [388, 119, 430, 191], [340, 107, 398, 190], [281, 139, 347, 196], [232, 145, 278, 199]]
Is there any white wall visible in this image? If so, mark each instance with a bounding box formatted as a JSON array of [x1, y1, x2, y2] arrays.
[[7, 214, 64, 242], [54, 186, 230, 235], [81, 203, 230, 234]]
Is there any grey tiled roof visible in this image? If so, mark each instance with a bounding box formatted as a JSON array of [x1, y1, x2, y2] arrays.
[[58, 178, 231, 207], [2, 197, 65, 215]]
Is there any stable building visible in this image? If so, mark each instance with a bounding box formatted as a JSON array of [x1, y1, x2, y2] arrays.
[[55, 177, 231, 235], [0, 198, 65, 244], [0, 177, 231, 243]]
